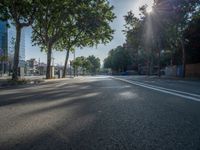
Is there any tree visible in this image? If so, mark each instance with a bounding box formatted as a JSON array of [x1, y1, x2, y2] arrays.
[[123, 7, 158, 75], [184, 11, 200, 64], [87, 55, 101, 75], [123, 11, 144, 71], [54, 18, 86, 78], [72, 56, 92, 75], [56, 0, 115, 78], [82, 59, 92, 75], [122, 0, 200, 77], [32, 0, 115, 79], [72, 55, 101, 75], [0, 0, 36, 80], [104, 46, 132, 72], [154, 0, 200, 77], [54, 36, 75, 78], [32, 0, 75, 79], [104, 55, 112, 69], [71, 56, 83, 76]]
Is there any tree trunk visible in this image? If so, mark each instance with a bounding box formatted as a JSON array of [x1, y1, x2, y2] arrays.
[[62, 49, 70, 78], [74, 66, 76, 77], [180, 38, 186, 78], [12, 25, 21, 80], [46, 43, 52, 79]]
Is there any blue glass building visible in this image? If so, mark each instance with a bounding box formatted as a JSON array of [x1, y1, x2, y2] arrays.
[[8, 23, 26, 68], [0, 20, 26, 76], [0, 20, 8, 74]]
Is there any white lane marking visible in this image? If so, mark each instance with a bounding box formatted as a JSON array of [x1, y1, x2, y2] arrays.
[[55, 82, 68, 87], [111, 77, 200, 102], [129, 80, 200, 98]]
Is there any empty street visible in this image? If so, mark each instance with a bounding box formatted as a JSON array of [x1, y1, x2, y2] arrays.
[[0, 76, 200, 150]]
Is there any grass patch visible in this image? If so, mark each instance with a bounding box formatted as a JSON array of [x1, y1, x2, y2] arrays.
[[7, 78, 29, 85], [4, 78, 44, 86]]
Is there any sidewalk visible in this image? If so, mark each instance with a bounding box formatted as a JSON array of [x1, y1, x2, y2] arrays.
[[0, 75, 74, 88], [0, 76, 43, 88], [152, 75, 200, 81]]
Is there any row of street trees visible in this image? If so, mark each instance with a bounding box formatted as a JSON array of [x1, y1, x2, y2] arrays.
[[0, 0, 115, 80], [104, 46, 132, 72], [72, 55, 101, 75], [104, 0, 200, 77]]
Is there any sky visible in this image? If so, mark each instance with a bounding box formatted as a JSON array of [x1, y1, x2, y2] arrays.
[[25, 0, 154, 66]]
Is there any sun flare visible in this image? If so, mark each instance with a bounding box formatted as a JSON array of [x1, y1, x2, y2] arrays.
[[146, 6, 153, 13]]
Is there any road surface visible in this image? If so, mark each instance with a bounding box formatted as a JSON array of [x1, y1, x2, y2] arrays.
[[0, 76, 200, 150]]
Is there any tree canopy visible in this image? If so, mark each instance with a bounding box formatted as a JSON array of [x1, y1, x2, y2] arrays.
[[104, 46, 132, 72], [109, 0, 200, 76], [32, 0, 115, 79], [72, 55, 101, 75]]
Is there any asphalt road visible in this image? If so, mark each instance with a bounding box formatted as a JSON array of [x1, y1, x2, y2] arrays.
[[114, 75, 200, 95], [0, 76, 200, 150]]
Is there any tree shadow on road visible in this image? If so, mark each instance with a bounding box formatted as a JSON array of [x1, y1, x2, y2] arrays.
[[1, 78, 200, 150]]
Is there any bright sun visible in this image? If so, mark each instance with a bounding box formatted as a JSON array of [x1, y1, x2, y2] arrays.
[[146, 7, 153, 13]]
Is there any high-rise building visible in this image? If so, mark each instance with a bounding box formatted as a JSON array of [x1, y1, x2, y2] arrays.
[[0, 20, 8, 74], [8, 23, 25, 67], [0, 20, 26, 76]]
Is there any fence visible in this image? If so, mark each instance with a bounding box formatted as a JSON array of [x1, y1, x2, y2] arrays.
[[165, 65, 177, 76], [165, 63, 200, 78], [186, 63, 200, 78]]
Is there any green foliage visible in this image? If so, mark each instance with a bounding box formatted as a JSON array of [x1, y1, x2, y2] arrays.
[[7, 78, 28, 85], [123, 10, 144, 67], [54, 0, 116, 52], [31, 0, 72, 50], [74, 0, 116, 46], [72, 55, 100, 75], [104, 46, 132, 72], [154, 0, 200, 57], [31, 0, 74, 79], [0, 0, 36, 25], [87, 55, 101, 74], [184, 11, 200, 64], [31, 0, 115, 79], [72, 56, 85, 68], [119, 0, 200, 76], [5, 78, 43, 85]]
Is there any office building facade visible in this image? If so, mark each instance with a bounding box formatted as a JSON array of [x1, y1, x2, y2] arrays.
[[8, 23, 25, 67], [0, 20, 26, 76], [0, 20, 8, 75]]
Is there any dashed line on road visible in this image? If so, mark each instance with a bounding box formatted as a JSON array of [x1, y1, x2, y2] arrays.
[[111, 77, 200, 102]]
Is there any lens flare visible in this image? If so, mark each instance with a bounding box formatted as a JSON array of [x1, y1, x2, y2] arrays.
[[147, 7, 153, 13]]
